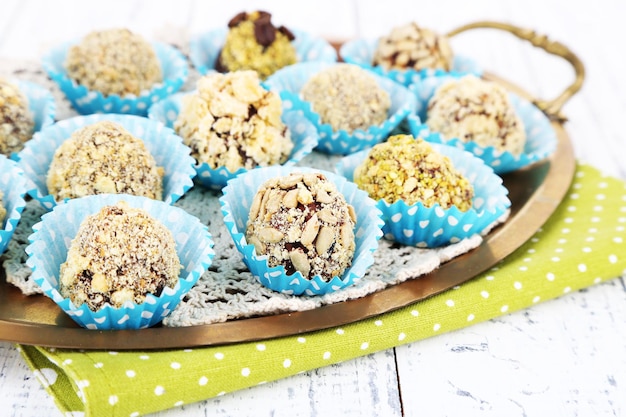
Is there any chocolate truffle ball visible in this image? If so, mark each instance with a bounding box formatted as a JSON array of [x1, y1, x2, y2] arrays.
[[0, 77, 34, 156], [246, 172, 357, 281], [217, 10, 297, 79], [354, 134, 474, 211], [174, 70, 293, 173], [372, 22, 453, 72], [59, 202, 181, 311], [301, 63, 391, 133], [46, 120, 164, 201], [64, 28, 162, 96], [427, 75, 526, 155]]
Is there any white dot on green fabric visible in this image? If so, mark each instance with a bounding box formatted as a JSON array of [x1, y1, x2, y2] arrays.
[[514, 281, 522, 290], [519, 266, 528, 271], [411, 310, 419, 317], [527, 248, 535, 254], [297, 337, 306, 343], [108, 351, 118, 356], [570, 193, 579, 199], [533, 296, 541, 303], [501, 305, 509, 313], [62, 359, 72, 365], [126, 370, 135, 378], [433, 323, 441, 331], [596, 194, 606, 200], [547, 272, 555, 281], [578, 264, 587, 272], [552, 257, 560, 262], [593, 206, 603, 212], [554, 248, 563, 253], [480, 290, 489, 298], [242, 368, 251, 377], [467, 314, 475, 321], [199, 376, 208, 386], [130, 412, 140, 417], [531, 237, 539, 243], [586, 237, 595, 242], [446, 299, 455, 307], [217, 391, 226, 396], [594, 277, 602, 283], [561, 228, 570, 234], [375, 319, 383, 326], [256, 344, 266, 351], [567, 206, 576, 212], [486, 275, 495, 280], [523, 257, 532, 262], [591, 217, 601, 223], [336, 328, 345, 335], [171, 362, 181, 370], [108, 395, 118, 406], [323, 351, 331, 360], [564, 287, 572, 293], [361, 342, 369, 350], [183, 349, 193, 353], [583, 247, 592, 252], [174, 401, 184, 407], [214, 352, 224, 360], [94, 363, 103, 368], [609, 254, 618, 263], [283, 359, 292, 368], [564, 217, 574, 223], [155, 386, 165, 396], [558, 238, 567, 244], [139, 355, 149, 360], [399, 332, 406, 341]]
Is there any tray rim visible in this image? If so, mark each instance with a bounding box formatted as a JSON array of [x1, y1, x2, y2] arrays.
[[0, 72, 577, 350]]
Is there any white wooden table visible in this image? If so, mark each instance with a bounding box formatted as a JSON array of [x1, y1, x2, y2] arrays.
[[1, 1, 625, 416]]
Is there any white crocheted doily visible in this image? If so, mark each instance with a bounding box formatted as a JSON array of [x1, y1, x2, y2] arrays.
[[0, 32, 507, 327]]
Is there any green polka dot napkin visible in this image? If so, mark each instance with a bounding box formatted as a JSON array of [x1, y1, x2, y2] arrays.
[[17, 163, 626, 417]]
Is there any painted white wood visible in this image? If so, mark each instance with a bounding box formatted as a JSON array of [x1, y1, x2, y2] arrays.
[[1, 1, 625, 416]]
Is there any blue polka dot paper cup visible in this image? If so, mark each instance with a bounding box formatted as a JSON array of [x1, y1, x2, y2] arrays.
[[0, 155, 27, 255], [336, 141, 510, 248], [340, 37, 482, 87], [148, 92, 319, 190], [26, 193, 215, 330], [264, 61, 416, 155], [17, 113, 196, 211], [189, 27, 337, 75], [408, 74, 557, 174], [42, 41, 188, 116], [220, 165, 384, 296]]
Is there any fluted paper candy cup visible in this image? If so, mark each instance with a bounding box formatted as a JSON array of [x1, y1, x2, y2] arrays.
[[42, 41, 187, 116], [26, 193, 215, 330], [408, 73, 557, 174], [220, 166, 383, 296], [17, 113, 195, 210], [148, 92, 319, 189], [336, 141, 510, 248], [264, 61, 416, 155], [339, 37, 482, 86], [0, 155, 27, 255], [189, 27, 338, 76]]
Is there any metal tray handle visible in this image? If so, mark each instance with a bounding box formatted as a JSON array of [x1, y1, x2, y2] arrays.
[[447, 21, 585, 123]]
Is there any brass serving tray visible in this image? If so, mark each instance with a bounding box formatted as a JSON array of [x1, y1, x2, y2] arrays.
[[0, 22, 583, 350]]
